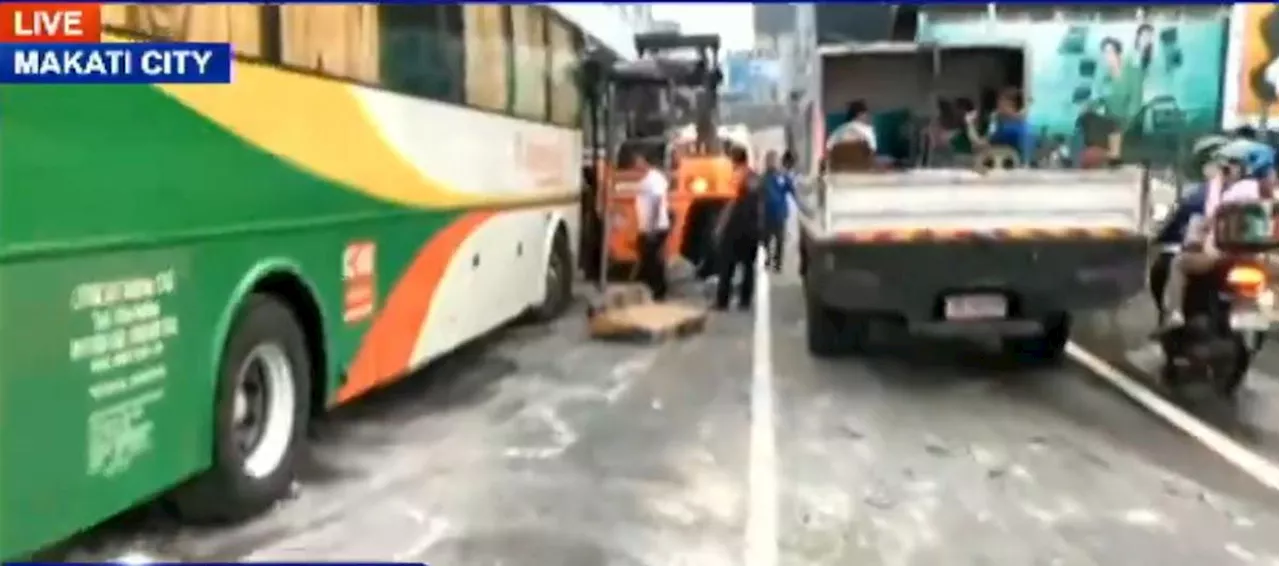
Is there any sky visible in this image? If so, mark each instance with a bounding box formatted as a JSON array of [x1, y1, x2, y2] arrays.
[[649, 3, 755, 52]]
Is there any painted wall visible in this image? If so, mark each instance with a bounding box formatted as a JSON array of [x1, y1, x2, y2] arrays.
[[1222, 4, 1278, 130], [918, 17, 1228, 160]]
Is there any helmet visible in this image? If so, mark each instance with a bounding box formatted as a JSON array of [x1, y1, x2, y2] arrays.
[[1215, 139, 1277, 179], [1192, 135, 1230, 156], [1190, 135, 1230, 171], [1247, 147, 1278, 179]]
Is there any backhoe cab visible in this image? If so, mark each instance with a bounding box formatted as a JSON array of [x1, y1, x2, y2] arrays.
[[583, 32, 742, 282]]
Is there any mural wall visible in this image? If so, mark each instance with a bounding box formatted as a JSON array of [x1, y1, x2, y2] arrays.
[[1222, 4, 1278, 129], [918, 17, 1228, 160]]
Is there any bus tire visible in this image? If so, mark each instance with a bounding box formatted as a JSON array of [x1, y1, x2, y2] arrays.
[[169, 294, 311, 523], [531, 228, 573, 321]]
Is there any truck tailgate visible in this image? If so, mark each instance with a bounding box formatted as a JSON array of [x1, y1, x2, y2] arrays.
[[821, 169, 1148, 236]]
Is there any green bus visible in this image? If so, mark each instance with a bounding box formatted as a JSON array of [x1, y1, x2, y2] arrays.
[[0, 3, 636, 558]]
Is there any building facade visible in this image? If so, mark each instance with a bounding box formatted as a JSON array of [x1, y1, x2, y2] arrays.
[[745, 4, 820, 170], [609, 4, 655, 34]]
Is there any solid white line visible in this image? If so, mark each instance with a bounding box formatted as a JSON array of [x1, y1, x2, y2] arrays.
[[745, 258, 779, 566], [1066, 342, 1280, 491]]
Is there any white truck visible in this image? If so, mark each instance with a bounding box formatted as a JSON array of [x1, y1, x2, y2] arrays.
[[797, 42, 1154, 361]]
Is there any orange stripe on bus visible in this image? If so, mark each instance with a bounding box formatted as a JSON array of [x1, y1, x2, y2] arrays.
[[338, 212, 493, 404]]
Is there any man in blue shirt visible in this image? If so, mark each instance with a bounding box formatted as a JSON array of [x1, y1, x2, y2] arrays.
[[762, 150, 796, 273], [964, 89, 1032, 166]]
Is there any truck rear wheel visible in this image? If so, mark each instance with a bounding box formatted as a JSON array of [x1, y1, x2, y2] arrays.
[[806, 294, 869, 356], [169, 294, 311, 522], [1002, 313, 1070, 365]]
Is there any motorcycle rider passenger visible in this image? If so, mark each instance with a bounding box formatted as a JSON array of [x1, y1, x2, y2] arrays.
[[1158, 139, 1275, 329], [1150, 136, 1225, 324]]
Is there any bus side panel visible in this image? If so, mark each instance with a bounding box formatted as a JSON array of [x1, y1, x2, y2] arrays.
[[0, 213, 488, 560], [0, 44, 584, 559], [0, 248, 201, 557], [0, 78, 411, 557]]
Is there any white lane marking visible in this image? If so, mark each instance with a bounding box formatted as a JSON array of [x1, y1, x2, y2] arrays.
[[1066, 342, 1280, 491], [392, 516, 450, 561], [746, 257, 779, 566]]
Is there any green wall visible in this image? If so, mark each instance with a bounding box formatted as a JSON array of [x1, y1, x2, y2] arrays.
[[918, 16, 1228, 162]]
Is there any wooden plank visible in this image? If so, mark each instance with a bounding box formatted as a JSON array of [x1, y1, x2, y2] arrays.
[[585, 283, 652, 317], [589, 302, 708, 343]]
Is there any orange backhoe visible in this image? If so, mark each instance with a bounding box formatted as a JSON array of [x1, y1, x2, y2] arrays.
[[580, 32, 747, 283]]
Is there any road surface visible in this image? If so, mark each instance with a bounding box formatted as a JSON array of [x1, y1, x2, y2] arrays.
[[67, 254, 1278, 565]]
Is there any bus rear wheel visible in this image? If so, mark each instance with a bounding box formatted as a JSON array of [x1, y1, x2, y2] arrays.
[[169, 294, 311, 522], [532, 229, 573, 321]]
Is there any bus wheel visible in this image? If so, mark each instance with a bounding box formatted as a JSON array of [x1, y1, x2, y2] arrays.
[[169, 294, 311, 522], [532, 230, 572, 321]]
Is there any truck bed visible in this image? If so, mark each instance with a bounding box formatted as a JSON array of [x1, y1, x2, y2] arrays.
[[813, 169, 1150, 238], [798, 168, 1153, 324]]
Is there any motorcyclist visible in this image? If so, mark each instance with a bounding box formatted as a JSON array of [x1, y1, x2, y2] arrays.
[[1149, 135, 1226, 323], [1158, 138, 1275, 329]]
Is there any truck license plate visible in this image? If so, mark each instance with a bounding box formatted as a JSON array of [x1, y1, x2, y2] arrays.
[[945, 295, 1007, 320]]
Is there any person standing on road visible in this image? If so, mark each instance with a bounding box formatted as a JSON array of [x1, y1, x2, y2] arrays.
[[714, 146, 764, 311], [632, 152, 671, 301], [762, 150, 795, 273]]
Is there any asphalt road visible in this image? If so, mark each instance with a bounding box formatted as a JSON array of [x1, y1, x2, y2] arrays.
[[1072, 293, 1279, 466], [68, 258, 1278, 565], [768, 273, 1276, 565]]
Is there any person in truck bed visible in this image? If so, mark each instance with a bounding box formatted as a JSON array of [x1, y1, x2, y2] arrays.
[[1076, 100, 1117, 169], [827, 100, 878, 153], [924, 98, 981, 167], [964, 89, 1030, 165]]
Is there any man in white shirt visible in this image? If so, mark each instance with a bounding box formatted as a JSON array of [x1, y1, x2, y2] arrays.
[[633, 152, 671, 300], [826, 100, 878, 153]]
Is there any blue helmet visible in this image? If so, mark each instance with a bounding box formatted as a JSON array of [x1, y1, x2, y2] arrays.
[[1214, 139, 1277, 180]]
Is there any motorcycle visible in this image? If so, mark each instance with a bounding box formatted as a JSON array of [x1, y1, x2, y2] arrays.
[[1157, 201, 1277, 398]]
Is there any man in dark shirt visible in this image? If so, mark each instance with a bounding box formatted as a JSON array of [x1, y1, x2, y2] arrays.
[[714, 146, 763, 311], [1076, 105, 1113, 150]]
